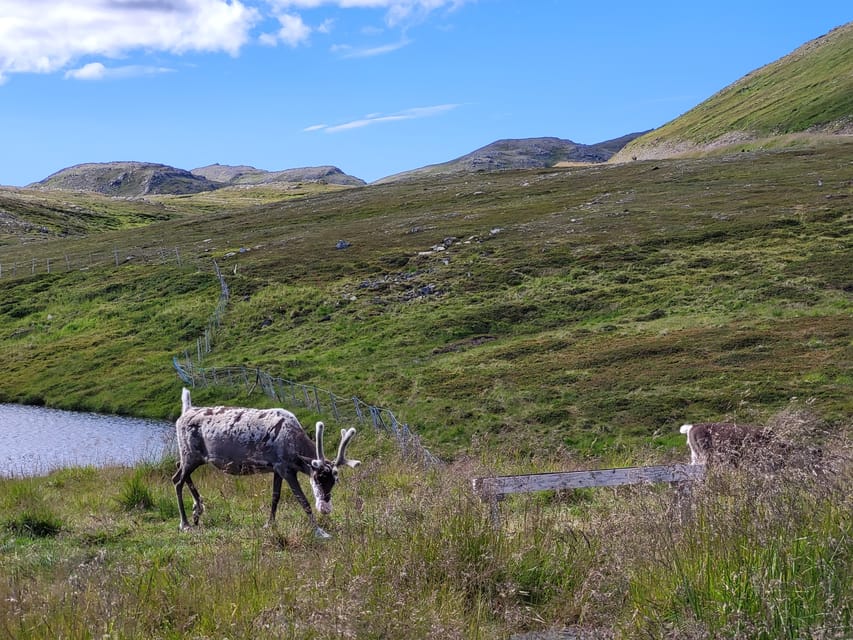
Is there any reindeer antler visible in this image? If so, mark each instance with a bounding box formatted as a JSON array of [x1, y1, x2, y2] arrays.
[[334, 428, 361, 468], [315, 421, 325, 462]]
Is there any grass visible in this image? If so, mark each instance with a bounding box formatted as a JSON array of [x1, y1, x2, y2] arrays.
[[0, 144, 851, 456], [0, 407, 849, 639], [620, 21, 853, 156]]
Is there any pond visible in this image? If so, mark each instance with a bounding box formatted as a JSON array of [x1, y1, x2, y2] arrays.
[[0, 403, 173, 478]]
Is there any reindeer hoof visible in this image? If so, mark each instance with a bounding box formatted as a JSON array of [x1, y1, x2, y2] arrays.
[[314, 527, 332, 539]]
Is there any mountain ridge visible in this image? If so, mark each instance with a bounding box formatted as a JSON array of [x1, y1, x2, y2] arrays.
[[191, 164, 366, 187], [375, 133, 647, 183], [27, 162, 366, 197]]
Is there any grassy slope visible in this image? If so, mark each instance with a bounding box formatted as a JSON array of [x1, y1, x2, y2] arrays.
[[0, 182, 349, 246], [0, 188, 177, 244], [1, 144, 850, 458], [617, 21, 853, 158]]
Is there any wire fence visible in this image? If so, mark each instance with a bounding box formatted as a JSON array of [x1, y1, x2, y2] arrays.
[[0, 243, 188, 279], [172, 261, 441, 466], [2, 234, 441, 464], [173, 359, 440, 465]]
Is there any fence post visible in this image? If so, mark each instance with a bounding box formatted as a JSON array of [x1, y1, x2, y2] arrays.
[[330, 393, 340, 422]]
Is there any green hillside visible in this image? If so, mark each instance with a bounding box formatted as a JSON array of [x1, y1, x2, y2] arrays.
[[0, 182, 353, 245], [616, 21, 853, 160], [1, 144, 850, 457]]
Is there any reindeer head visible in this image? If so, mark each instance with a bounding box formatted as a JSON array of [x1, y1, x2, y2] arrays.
[[309, 422, 360, 515]]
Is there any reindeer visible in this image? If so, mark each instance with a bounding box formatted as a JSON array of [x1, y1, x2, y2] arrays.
[[680, 422, 772, 466], [172, 388, 360, 538]]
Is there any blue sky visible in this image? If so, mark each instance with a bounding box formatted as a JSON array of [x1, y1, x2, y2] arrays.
[[0, 1, 850, 186]]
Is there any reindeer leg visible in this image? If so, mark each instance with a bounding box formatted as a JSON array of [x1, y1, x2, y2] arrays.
[[172, 466, 191, 531], [267, 473, 283, 527], [282, 471, 331, 539], [185, 476, 204, 525], [172, 462, 203, 530]]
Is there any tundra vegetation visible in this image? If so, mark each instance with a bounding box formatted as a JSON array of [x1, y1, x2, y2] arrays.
[[0, 141, 851, 637], [0, 406, 850, 639]]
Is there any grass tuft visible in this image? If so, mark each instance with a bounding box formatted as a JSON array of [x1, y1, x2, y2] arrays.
[[116, 469, 155, 512]]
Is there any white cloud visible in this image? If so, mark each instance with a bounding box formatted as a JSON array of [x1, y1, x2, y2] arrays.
[[0, 0, 259, 82], [0, 0, 472, 83], [307, 103, 460, 133], [64, 62, 175, 80], [260, 12, 312, 47], [64, 62, 107, 81]]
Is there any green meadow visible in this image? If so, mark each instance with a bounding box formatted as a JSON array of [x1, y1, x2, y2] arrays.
[[1, 144, 851, 637]]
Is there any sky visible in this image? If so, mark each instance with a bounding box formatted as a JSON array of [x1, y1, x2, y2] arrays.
[[0, 1, 850, 187]]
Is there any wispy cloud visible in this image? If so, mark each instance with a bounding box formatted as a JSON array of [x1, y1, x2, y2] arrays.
[[64, 62, 175, 81], [259, 12, 312, 47], [331, 39, 411, 58], [306, 103, 460, 133], [270, 1, 471, 28]]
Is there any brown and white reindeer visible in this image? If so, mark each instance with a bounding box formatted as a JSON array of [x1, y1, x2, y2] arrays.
[[679, 422, 774, 466], [172, 388, 360, 538]]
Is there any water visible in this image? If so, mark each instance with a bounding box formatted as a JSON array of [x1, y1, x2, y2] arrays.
[[0, 403, 173, 478]]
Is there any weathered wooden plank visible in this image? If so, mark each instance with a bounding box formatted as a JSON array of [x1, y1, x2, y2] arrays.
[[472, 464, 704, 499]]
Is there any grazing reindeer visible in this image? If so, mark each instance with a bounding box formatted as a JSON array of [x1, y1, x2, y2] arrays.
[[680, 422, 772, 466], [172, 388, 360, 538]]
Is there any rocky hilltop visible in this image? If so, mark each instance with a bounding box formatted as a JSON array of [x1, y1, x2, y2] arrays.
[[29, 162, 219, 197], [191, 164, 365, 187], [376, 133, 646, 183], [27, 162, 366, 197]]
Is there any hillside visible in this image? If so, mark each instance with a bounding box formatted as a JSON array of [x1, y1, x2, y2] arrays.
[[0, 187, 178, 245], [377, 133, 645, 182], [29, 162, 221, 197], [614, 21, 853, 161], [26, 162, 366, 199], [0, 143, 850, 456]]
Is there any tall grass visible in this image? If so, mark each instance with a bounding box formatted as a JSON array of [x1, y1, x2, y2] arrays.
[[1, 409, 848, 638], [619, 409, 852, 638]]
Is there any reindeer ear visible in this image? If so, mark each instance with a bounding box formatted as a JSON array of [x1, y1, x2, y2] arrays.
[[311, 459, 325, 470]]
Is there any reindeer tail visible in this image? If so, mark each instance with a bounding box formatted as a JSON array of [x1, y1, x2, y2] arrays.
[[181, 388, 192, 415]]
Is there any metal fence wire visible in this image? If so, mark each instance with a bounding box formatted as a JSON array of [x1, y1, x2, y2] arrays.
[[173, 262, 440, 466], [3, 239, 440, 464]]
